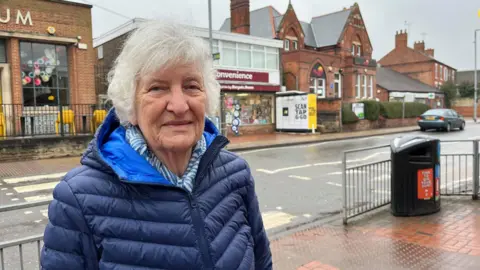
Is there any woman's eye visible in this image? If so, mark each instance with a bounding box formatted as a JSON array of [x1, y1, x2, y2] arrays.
[[149, 86, 167, 92], [186, 84, 201, 91]]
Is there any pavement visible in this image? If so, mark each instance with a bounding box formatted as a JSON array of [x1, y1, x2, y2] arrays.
[[270, 197, 480, 270], [0, 121, 479, 269]]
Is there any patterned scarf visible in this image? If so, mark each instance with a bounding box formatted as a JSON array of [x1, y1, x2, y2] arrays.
[[125, 125, 207, 193]]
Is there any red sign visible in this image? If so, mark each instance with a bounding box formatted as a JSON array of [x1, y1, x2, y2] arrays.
[[216, 69, 269, 83], [220, 83, 280, 92], [417, 168, 434, 200]]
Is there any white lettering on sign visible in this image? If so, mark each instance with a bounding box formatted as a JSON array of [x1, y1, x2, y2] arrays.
[[216, 71, 253, 81], [0, 9, 33, 26]]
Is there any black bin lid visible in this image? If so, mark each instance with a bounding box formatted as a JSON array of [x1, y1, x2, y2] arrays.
[[391, 135, 437, 153]]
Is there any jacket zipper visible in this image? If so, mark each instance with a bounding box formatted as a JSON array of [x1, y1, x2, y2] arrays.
[[188, 136, 229, 270]]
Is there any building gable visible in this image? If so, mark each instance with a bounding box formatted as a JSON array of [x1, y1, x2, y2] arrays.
[[379, 47, 432, 66], [276, 3, 305, 48], [340, 4, 373, 56]]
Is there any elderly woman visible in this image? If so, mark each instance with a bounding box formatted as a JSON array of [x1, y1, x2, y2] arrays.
[[40, 20, 272, 270]]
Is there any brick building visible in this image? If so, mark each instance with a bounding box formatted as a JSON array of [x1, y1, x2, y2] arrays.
[[0, 0, 95, 106], [379, 30, 456, 90], [0, 0, 95, 136], [221, 1, 378, 129], [376, 66, 443, 108]]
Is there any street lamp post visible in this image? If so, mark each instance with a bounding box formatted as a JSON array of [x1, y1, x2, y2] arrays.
[[475, 29, 480, 122], [207, 0, 226, 137]]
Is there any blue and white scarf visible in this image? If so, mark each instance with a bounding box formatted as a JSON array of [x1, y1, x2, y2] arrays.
[[125, 125, 207, 193]]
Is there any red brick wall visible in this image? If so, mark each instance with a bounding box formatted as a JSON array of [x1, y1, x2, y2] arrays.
[[343, 117, 417, 132], [340, 4, 373, 59], [277, 4, 305, 51], [452, 106, 480, 117], [1, 0, 95, 105], [384, 61, 435, 87], [227, 124, 275, 136], [377, 86, 389, 102]]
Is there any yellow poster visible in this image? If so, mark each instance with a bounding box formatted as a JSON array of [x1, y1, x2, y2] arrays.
[[307, 94, 317, 130]]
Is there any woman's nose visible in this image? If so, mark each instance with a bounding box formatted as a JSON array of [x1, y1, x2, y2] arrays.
[[166, 85, 189, 115]]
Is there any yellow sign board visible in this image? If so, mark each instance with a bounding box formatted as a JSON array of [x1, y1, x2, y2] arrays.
[[307, 94, 317, 130]]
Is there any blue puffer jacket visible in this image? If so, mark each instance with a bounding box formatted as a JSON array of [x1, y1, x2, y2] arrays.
[[40, 109, 272, 270]]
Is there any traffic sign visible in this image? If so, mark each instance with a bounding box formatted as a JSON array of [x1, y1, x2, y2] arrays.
[[427, 93, 435, 99]]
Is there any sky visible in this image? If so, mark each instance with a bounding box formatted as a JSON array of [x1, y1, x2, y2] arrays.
[[72, 0, 480, 71]]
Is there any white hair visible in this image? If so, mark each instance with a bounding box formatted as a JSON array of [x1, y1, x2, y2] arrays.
[[107, 19, 220, 124]]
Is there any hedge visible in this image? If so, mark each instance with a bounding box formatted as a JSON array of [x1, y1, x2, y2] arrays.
[[361, 100, 381, 121], [342, 101, 430, 123], [342, 103, 359, 124], [379, 102, 430, 119]]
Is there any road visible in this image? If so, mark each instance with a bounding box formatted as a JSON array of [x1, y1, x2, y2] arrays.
[[0, 122, 478, 269]]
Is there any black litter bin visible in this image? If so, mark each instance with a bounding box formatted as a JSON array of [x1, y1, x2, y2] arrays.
[[390, 135, 441, 216]]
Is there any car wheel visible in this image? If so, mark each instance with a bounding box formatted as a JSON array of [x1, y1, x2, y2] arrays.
[[420, 127, 426, 132], [460, 122, 465, 131], [446, 123, 451, 132]]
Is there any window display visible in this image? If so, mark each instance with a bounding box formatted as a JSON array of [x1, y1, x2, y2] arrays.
[[20, 41, 69, 106], [224, 93, 274, 126]]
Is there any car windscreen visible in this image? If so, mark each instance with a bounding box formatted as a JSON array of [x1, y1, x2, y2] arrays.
[[423, 109, 447, 116]]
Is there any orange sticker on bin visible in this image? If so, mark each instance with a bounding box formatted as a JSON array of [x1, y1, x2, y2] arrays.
[[418, 168, 434, 200]]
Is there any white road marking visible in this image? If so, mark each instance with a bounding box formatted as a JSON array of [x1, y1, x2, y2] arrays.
[[14, 181, 59, 193], [1, 188, 7, 191], [3, 172, 66, 184], [24, 194, 53, 202], [5, 192, 13, 196], [303, 214, 312, 218], [256, 152, 390, 175], [11, 198, 19, 201], [261, 211, 296, 230], [34, 220, 43, 223], [288, 175, 311, 181], [24, 211, 33, 215], [326, 182, 343, 187], [40, 209, 48, 218], [328, 169, 366, 176], [276, 206, 283, 210]]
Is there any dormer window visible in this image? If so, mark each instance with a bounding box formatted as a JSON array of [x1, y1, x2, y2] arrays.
[[292, 40, 298, 50], [284, 39, 290, 51]]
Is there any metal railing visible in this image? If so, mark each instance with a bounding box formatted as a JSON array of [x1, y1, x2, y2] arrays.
[[342, 144, 391, 224], [439, 140, 479, 197], [0, 104, 107, 138], [342, 140, 480, 224], [0, 200, 51, 270]]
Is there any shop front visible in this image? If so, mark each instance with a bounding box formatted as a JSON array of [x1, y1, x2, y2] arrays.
[[217, 69, 281, 136], [0, 0, 95, 136]]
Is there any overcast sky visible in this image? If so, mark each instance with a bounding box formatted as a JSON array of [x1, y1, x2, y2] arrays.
[[73, 0, 480, 71]]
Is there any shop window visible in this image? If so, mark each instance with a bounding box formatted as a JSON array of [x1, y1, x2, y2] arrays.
[[356, 74, 361, 98], [284, 39, 290, 51], [292, 40, 298, 50], [20, 41, 69, 106], [0, 39, 6, 63], [309, 63, 326, 98], [237, 43, 251, 68], [252, 45, 265, 69], [224, 93, 274, 125], [334, 73, 342, 98], [266, 47, 278, 70], [221, 41, 236, 67], [97, 45, 104, 60]]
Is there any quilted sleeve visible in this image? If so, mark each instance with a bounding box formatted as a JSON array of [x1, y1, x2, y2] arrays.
[[246, 172, 273, 270], [40, 179, 98, 270]]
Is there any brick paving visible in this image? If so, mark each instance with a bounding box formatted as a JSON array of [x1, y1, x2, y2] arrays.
[[271, 197, 480, 270], [0, 156, 80, 178]]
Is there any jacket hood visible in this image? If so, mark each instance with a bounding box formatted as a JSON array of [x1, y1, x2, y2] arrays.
[[81, 108, 222, 186]]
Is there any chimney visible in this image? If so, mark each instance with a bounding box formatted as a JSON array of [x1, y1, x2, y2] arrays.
[[413, 41, 425, 52], [230, 0, 250, 35], [395, 29, 408, 48], [425, 48, 435, 57]]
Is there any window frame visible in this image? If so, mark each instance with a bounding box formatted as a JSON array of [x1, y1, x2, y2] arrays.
[[334, 73, 342, 98], [284, 39, 290, 51], [368, 75, 373, 97], [356, 74, 361, 98]]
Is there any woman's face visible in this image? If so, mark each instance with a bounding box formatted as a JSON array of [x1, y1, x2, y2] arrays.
[[132, 64, 206, 152]]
